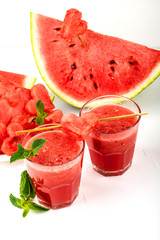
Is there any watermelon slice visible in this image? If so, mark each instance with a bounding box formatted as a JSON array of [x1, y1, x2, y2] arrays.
[[30, 9, 160, 108], [0, 70, 36, 89]]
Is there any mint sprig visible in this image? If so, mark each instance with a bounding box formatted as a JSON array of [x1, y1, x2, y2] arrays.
[[9, 170, 49, 217], [36, 100, 48, 126], [10, 138, 47, 163]]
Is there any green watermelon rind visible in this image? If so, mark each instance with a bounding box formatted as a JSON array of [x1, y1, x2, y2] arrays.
[[30, 12, 160, 108]]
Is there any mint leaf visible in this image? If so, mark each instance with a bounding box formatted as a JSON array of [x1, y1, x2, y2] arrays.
[[36, 116, 45, 126], [36, 100, 44, 116], [30, 139, 47, 156], [20, 171, 30, 200], [36, 100, 48, 126], [9, 194, 22, 209], [10, 139, 47, 163], [28, 201, 49, 212], [28, 173, 36, 199], [20, 170, 36, 200], [10, 144, 31, 163]]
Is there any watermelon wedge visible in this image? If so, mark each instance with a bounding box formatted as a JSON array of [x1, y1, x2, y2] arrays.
[[30, 9, 160, 108], [0, 70, 36, 89]]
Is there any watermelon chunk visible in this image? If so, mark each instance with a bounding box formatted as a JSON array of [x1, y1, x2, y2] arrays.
[[0, 99, 13, 125], [61, 112, 98, 140], [0, 123, 7, 139], [9, 87, 32, 116], [45, 109, 63, 123], [11, 114, 33, 129], [1, 136, 23, 156], [0, 123, 8, 153], [25, 84, 55, 115], [7, 123, 24, 137], [30, 9, 160, 108], [61, 8, 87, 39]]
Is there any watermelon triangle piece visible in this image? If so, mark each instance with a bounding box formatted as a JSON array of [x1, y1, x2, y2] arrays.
[[30, 9, 160, 108], [0, 70, 36, 89]]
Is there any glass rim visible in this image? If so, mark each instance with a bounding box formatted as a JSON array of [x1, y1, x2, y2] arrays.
[[80, 95, 141, 135], [21, 123, 85, 168]]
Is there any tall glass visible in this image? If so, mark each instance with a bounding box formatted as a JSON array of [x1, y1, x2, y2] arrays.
[[22, 124, 85, 209], [80, 95, 141, 176]]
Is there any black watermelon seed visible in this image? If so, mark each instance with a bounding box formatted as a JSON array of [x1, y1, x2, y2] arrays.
[[129, 60, 138, 65], [110, 66, 115, 71], [13, 136, 19, 142], [71, 63, 76, 69], [55, 27, 61, 31], [69, 43, 75, 47], [94, 82, 98, 89], [90, 73, 93, 78], [110, 60, 116, 64], [70, 76, 73, 80]]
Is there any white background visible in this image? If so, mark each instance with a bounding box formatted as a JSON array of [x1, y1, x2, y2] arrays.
[[0, 0, 160, 239]]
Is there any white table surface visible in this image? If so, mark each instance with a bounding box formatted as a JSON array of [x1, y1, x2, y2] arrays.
[[0, 1, 160, 239]]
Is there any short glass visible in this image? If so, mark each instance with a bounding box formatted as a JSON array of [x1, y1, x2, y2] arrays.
[[22, 124, 85, 209], [80, 95, 141, 176]]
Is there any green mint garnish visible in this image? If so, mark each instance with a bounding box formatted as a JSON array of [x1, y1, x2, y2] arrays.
[[20, 170, 36, 200], [10, 138, 47, 163], [27, 201, 50, 212], [9, 194, 22, 209], [9, 170, 49, 217], [36, 100, 48, 126]]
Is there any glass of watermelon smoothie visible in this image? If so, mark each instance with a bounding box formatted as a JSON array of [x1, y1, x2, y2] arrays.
[[22, 124, 85, 209], [80, 95, 141, 176]]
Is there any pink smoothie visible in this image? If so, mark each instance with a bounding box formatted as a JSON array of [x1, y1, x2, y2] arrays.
[[23, 128, 84, 209], [25, 130, 82, 165], [86, 105, 139, 176]]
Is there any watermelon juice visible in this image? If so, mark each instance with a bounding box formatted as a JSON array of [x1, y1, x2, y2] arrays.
[[80, 95, 141, 176], [22, 124, 85, 209]]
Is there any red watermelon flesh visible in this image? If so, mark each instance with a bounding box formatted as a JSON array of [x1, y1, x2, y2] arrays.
[[0, 123, 7, 153], [9, 88, 32, 116], [0, 123, 7, 139], [0, 70, 36, 89], [25, 84, 55, 115], [7, 123, 24, 137], [61, 112, 98, 141], [61, 9, 87, 39], [31, 9, 160, 107], [0, 82, 18, 107], [1, 135, 23, 156], [0, 83, 32, 116], [0, 99, 13, 125], [11, 114, 36, 130], [45, 109, 63, 123]]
